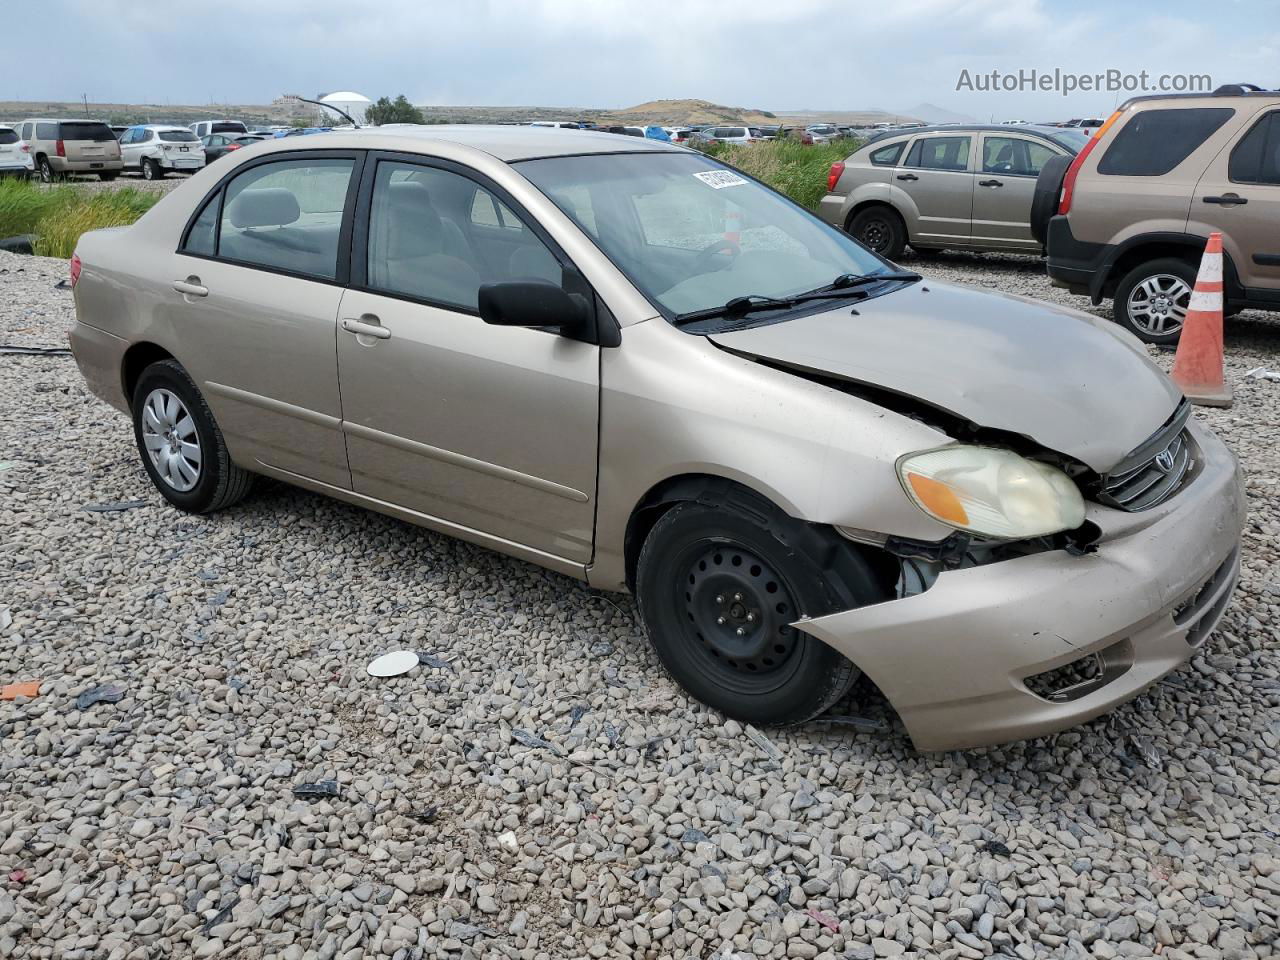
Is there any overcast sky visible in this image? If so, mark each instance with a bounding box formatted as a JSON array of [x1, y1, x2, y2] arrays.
[[3, 0, 1275, 120]]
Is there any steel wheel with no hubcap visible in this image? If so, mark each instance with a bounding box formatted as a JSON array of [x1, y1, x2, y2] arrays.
[[680, 541, 802, 695], [1127, 274, 1191, 336], [141, 388, 202, 492], [859, 218, 891, 252]]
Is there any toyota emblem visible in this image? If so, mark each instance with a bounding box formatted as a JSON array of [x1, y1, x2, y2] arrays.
[[1154, 448, 1176, 473]]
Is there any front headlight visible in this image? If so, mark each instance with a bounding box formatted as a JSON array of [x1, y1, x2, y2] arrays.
[[897, 445, 1085, 539]]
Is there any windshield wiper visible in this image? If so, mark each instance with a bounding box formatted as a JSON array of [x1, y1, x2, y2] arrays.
[[673, 271, 921, 326]]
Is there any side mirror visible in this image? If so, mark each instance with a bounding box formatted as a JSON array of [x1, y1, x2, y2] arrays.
[[478, 280, 591, 338]]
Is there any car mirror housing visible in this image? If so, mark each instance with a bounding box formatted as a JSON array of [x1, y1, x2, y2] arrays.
[[478, 280, 591, 339]]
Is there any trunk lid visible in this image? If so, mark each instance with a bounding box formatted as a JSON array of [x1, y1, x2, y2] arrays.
[[707, 279, 1182, 473]]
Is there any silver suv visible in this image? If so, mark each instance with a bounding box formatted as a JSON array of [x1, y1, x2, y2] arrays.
[[818, 125, 1087, 258]]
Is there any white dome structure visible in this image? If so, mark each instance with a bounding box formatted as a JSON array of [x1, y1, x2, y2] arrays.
[[318, 91, 372, 125]]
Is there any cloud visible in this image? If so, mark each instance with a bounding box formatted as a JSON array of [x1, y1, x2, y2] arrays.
[[2, 0, 1268, 118]]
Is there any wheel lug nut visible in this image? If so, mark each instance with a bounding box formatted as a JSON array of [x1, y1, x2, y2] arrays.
[[734, 592, 743, 602], [716, 617, 725, 625], [736, 627, 745, 636], [746, 613, 755, 622], [715, 595, 724, 604]]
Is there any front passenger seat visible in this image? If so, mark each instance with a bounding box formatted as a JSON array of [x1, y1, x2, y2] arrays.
[[379, 182, 481, 308]]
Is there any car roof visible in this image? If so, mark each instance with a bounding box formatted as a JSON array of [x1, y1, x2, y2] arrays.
[[138, 124, 193, 130], [337, 124, 682, 161], [863, 123, 1075, 145]]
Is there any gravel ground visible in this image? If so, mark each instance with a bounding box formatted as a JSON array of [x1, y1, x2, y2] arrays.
[[1, 247, 1277, 960]]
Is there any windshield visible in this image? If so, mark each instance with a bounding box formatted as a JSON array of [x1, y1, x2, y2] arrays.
[[1048, 128, 1090, 153], [159, 130, 199, 142], [518, 152, 890, 320]]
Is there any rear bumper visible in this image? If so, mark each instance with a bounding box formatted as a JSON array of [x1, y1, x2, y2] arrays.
[[69, 319, 130, 415], [799, 420, 1245, 751], [157, 153, 204, 170], [816, 194, 846, 228], [50, 157, 123, 173], [1044, 215, 1109, 299]]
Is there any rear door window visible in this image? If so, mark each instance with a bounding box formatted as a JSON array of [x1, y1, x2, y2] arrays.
[[58, 122, 115, 142], [210, 157, 355, 280], [906, 136, 971, 171], [1098, 108, 1234, 176], [982, 137, 1057, 177], [1229, 111, 1280, 185]]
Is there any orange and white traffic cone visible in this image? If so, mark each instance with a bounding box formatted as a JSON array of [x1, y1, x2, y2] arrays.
[[1170, 232, 1232, 408], [723, 208, 742, 248]]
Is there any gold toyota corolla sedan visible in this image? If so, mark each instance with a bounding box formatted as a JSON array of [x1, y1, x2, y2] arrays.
[[68, 126, 1245, 750]]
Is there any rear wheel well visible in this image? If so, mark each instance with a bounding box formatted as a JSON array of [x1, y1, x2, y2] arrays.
[[1103, 240, 1238, 299], [622, 474, 897, 598], [122, 343, 175, 409], [845, 200, 904, 233]]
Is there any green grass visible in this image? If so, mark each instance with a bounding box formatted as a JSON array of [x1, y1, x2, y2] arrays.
[[0, 178, 161, 258], [695, 138, 862, 210]]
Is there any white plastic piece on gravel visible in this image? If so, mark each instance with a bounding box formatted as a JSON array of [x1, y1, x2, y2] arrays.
[[366, 650, 418, 677]]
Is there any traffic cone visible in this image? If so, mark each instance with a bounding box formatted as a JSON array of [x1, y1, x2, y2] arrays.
[[1170, 232, 1232, 408]]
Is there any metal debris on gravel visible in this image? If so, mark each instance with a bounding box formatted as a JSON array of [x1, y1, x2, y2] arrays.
[[1, 247, 1277, 959]]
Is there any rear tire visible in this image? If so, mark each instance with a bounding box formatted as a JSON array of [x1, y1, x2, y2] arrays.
[[37, 157, 55, 183], [131, 359, 253, 514], [1113, 258, 1197, 345], [142, 158, 163, 180], [635, 493, 885, 726], [847, 205, 907, 260]]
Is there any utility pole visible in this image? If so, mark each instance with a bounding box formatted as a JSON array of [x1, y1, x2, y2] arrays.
[[82, 93, 89, 117]]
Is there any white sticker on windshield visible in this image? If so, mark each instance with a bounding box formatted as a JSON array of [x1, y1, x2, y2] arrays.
[[693, 170, 748, 189]]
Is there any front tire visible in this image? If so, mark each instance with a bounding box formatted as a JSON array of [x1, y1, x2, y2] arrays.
[[847, 205, 907, 260], [1114, 257, 1197, 345], [132, 360, 253, 513], [636, 495, 884, 726]]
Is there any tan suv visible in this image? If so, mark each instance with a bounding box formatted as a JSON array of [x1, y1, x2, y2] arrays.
[[66, 127, 1243, 751], [1040, 85, 1280, 343], [17, 118, 123, 182]]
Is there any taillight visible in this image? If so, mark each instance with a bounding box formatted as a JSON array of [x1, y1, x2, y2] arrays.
[[19, 143, 29, 153], [827, 161, 846, 192], [1059, 109, 1122, 215], [55, 139, 65, 158], [70, 254, 82, 288], [227, 143, 242, 151], [802, 133, 814, 146]]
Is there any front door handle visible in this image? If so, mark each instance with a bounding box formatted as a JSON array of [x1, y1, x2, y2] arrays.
[[172, 277, 208, 298], [978, 179, 1003, 187], [896, 173, 919, 181], [1203, 194, 1248, 206], [341, 316, 391, 340]]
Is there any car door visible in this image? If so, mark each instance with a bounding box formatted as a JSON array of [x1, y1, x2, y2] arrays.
[[971, 134, 1066, 250], [1192, 106, 1280, 297], [892, 134, 975, 245], [168, 150, 362, 488], [335, 154, 600, 566]]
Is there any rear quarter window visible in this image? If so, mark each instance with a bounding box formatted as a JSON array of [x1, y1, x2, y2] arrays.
[[35, 122, 57, 140], [868, 142, 905, 166], [1229, 111, 1280, 185], [1097, 108, 1234, 177]]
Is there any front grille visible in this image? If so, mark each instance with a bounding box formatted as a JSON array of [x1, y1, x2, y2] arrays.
[[1096, 401, 1193, 511]]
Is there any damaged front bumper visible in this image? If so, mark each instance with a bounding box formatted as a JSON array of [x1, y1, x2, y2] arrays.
[[798, 420, 1246, 751]]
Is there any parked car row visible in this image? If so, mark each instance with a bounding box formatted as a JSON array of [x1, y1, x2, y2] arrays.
[[818, 83, 1279, 344]]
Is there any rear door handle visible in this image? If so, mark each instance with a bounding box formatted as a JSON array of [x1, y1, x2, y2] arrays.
[[341, 316, 391, 340], [1203, 194, 1248, 206], [172, 278, 208, 298], [896, 173, 918, 181], [978, 179, 1003, 187]]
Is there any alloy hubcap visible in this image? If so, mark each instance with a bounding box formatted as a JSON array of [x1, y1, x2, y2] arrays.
[[141, 388, 201, 492], [683, 543, 799, 678], [1128, 274, 1191, 335]]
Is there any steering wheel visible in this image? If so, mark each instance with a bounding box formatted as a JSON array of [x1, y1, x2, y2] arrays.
[[693, 237, 741, 273]]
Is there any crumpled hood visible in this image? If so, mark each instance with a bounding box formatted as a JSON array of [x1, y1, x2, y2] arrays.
[[708, 279, 1183, 473]]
